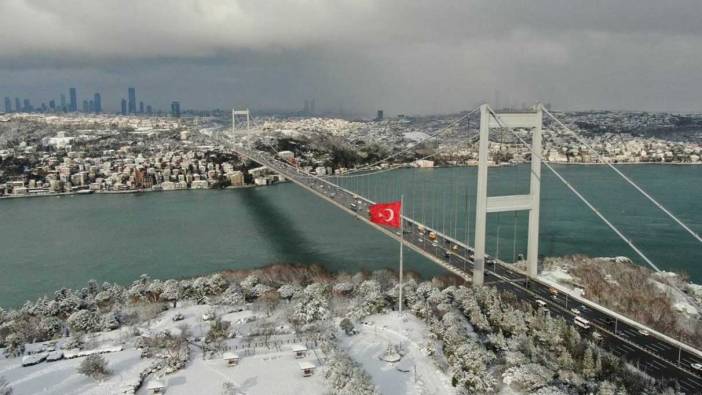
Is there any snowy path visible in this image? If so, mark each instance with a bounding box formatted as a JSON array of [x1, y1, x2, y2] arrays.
[[340, 312, 456, 395]]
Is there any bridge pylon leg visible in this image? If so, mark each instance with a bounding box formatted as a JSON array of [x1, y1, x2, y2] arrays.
[[473, 103, 543, 286], [472, 104, 490, 287]]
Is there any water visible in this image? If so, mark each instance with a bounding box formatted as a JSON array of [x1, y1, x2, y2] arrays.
[[0, 164, 700, 307]]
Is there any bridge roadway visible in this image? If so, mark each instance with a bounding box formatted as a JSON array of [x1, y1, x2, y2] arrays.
[[232, 145, 702, 392]]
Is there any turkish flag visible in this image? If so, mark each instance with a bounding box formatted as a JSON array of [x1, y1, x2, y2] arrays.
[[369, 201, 402, 228]]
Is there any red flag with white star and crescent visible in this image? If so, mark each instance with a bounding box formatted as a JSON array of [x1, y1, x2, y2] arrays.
[[368, 201, 402, 228]]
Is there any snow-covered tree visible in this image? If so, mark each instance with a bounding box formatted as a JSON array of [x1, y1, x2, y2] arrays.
[[289, 283, 331, 325], [324, 343, 379, 395], [240, 274, 260, 299], [220, 285, 245, 306], [77, 354, 110, 380], [67, 310, 102, 333], [278, 284, 302, 301], [159, 279, 181, 307], [352, 280, 387, 318], [502, 363, 554, 392], [448, 342, 496, 393], [581, 346, 596, 378]]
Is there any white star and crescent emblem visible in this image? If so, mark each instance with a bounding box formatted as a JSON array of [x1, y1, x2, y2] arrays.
[[381, 208, 395, 222]]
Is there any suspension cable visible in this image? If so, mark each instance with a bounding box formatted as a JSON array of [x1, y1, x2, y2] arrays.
[[488, 107, 662, 272], [544, 108, 702, 246]]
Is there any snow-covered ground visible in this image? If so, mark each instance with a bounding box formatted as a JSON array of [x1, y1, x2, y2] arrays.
[[0, 349, 150, 395], [136, 347, 325, 395], [339, 312, 455, 395]]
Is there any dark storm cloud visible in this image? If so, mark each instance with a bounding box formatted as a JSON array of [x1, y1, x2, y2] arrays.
[[1, 0, 702, 114]]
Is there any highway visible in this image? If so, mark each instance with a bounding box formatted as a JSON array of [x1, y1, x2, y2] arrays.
[[230, 144, 702, 392]]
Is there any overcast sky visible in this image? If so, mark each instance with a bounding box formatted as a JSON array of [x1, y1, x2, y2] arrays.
[[1, 0, 702, 116]]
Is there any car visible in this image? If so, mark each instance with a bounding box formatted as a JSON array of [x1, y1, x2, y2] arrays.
[[535, 299, 547, 308], [431, 242, 438, 247], [592, 331, 603, 340], [638, 328, 650, 336], [570, 308, 581, 315], [691, 363, 702, 371]]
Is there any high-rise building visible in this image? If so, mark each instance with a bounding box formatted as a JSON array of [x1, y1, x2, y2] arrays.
[[146, 105, 153, 115], [120, 98, 127, 115], [3, 97, 11, 113], [15, 98, 21, 113], [139, 101, 144, 114], [69, 88, 77, 112], [49, 100, 56, 111], [171, 101, 181, 118], [60, 94, 67, 112], [23, 99, 31, 112], [376, 110, 383, 121], [82, 100, 90, 113], [94, 93, 102, 113], [310, 99, 315, 114], [128, 87, 136, 114]]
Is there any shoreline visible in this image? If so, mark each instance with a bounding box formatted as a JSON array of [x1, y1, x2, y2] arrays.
[[2, 161, 698, 200], [0, 183, 261, 200]]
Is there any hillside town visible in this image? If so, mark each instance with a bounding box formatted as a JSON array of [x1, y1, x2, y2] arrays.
[[0, 110, 701, 197]]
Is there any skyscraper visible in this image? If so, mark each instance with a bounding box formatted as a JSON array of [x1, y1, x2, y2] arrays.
[[128, 87, 136, 114], [121, 98, 127, 115], [60, 94, 67, 112], [23, 99, 31, 112], [146, 105, 153, 115], [82, 100, 89, 113], [94, 93, 102, 113], [15, 98, 21, 113], [69, 88, 77, 112], [49, 100, 56, 111], [139, 101, 144, 114], [171, 101, 181, 118], [4, 97, 11, 113]]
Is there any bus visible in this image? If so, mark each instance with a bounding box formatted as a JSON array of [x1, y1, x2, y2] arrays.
[[574, 316, 591, 329]]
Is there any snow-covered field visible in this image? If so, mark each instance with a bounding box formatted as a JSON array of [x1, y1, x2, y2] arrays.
[[339, 312, 455, 395], [0, 349, 150, 395], [137, 348, 325, 395]]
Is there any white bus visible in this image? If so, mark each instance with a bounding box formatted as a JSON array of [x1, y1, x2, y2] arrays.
[[574, 316, 591, 329]]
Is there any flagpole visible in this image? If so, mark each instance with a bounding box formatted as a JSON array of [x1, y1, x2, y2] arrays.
[[399, 194, 404, 315]]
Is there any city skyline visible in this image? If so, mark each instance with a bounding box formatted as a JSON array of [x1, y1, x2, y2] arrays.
[[2, 86, 173, 115]]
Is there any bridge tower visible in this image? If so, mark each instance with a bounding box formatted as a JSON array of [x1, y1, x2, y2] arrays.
[[473, 103, 543, 286], [232, 108, 251, 132]]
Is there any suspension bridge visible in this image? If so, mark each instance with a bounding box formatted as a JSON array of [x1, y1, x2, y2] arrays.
[[223, 104, 702, 391]]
